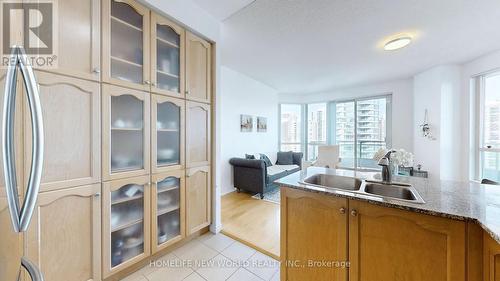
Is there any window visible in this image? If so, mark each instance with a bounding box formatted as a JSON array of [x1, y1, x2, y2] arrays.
[[477, 72, 500, 182], [332, 96, 391, 170], [306, 103, 327, 160], [280, 104, 304, 152]]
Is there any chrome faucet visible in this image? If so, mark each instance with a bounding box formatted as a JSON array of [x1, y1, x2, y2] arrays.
[[378, 150, 396, 183]]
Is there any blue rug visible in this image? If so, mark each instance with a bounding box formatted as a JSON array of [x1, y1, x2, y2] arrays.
[[251, 187, 280, 204]]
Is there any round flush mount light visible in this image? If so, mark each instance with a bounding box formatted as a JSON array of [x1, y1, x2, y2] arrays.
[[384, 36, 412, 51]]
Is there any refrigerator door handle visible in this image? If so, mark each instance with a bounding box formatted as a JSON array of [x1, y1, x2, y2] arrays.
[[1, 46, 44, 233], [19, 257, 45, 281]]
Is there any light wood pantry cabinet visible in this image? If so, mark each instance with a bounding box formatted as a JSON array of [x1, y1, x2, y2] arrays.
[[0, 194, 23, 281], [151, 170, 185, 253], [484, 231, 500, 281], [186, 32, 212, 103], [186, 101, 211, 168], [151, 13, 185, 98], [186, 166, 211, 235], [24, 71, 101, 192], [102, 0, 151, 91], [152, 94, 185, 173], [280, 188, 348, 281], [42, 0, 100, 81], [102, 175, 151, 278], [25, 184, 101, 281], [102, 84, 151, 181], [348, 200, 466, 281]]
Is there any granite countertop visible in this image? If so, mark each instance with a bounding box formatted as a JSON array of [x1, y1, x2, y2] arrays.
[[276, 167, 500, 243]]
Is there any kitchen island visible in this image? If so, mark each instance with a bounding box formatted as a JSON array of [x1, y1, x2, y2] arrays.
[[276, 167, 500, 281]]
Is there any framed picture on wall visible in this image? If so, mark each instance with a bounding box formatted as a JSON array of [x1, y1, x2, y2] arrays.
[[257, 116, 267, 132], [240, 115, 253, 132]]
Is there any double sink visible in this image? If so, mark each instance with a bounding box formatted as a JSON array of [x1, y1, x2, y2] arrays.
[[300, 173, 425, 204]]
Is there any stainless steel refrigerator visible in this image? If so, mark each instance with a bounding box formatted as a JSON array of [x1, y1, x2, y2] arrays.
[[1, 46, 44, 281]]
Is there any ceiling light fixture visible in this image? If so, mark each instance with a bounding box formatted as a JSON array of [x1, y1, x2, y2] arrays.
[[384, 36, 412, 51]]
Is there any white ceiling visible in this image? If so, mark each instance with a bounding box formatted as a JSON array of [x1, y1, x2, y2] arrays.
[[191, 0, 255, 20], [220, 0, 500, 94]]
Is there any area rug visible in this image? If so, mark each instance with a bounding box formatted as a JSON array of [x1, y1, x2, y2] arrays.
[[251, 187, 280, 204]]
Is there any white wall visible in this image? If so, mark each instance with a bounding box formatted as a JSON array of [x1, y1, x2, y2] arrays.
[[413, 65, 462, 181], [278, 79, 414, 152], [220, 66, 279, 195]]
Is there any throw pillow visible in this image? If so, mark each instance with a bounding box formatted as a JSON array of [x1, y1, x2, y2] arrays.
[[245, 154, 255, 159], [277, 151, 294, 165], [260, 154, 273, 167]]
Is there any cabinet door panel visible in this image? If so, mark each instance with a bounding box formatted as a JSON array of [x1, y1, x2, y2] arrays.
[[186, 32, 211, 103], [484, 231, 500, 281], [349, 201, 466, 281], [24, 72, 100, 192], [0, 195, 23, 281], [186, 166, 211, 235], [152, 94, 185, 173], [25, 184, 101, 281], [280, 188, 348, 281], [102, 176, 151, 278], [102, 84, 150, 180], [41, 0, 100, 81], [151, 13, 185, 98], [152, 170, 185, 253], [102, 0, 150, 91], [186, 101, 211, 168]]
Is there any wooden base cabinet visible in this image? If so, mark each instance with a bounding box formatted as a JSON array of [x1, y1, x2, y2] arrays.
[[151, 170, 185, 253], [281, 188, 467, 281], [102, 176, 151, 278], [280, 188, 348, 281], [25, 184, 101, 281], [484, 231, 500, 281], [186, 166, 211, 235], [348, 201, 466, 281]]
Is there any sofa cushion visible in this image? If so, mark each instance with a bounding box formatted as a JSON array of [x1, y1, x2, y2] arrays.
[[266, 164, 299, 176], [277, 151, 294, 165], [245, 154, 255, 159], [260, 154, 273, 167]]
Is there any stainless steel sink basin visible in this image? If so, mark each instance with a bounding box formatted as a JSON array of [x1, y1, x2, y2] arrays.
[[301, 174, 362, 191], [362, 181, 425, 204]]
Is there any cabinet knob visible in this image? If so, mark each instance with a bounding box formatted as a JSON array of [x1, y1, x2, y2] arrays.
[[185, 90, 190, 95], [92, 68, 100, 74], [152, 82, 157, 87], [144, 80, 151, 85], [339, 207, 346, 214], [94, 192, 100, 197], [351, 210, 358, 217]]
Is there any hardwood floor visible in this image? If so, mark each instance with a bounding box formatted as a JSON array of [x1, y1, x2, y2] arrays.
[[221, 191, 280, 259]]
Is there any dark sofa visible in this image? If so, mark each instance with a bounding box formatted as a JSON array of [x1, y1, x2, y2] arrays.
[[229, 152, 303, 199]]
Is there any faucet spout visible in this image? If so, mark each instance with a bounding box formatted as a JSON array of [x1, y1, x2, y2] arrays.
[[378, 150, 396, 183]]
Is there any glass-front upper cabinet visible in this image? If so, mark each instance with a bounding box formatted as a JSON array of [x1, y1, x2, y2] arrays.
[[152, 94, 185, 173], [152, 171, 185, 253], [102, 176, 151, 278], [103, 84, 150, 181], [103, 0, 151, 91], [151, 14, 185, 98]]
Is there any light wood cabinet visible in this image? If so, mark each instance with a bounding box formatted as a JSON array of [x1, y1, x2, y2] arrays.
[[152, 94, 185, 173], [348, 200, 466, 281], [186, 101, 211, 168], [24, 72, 101, 192], [151, 13, 185, 98], [102, 0, 151, 91], [42, 0, 100, 81], [25, 184, 101, 281], [151, 170, 185, 253], [102, 175, 151, 278], [102, 84, 151, 181], [186, 32, 211, 103], [280, 188, 348, 281], [186, 166, 211, 235], [0, 195, 23, 281], [484, 231, 500, 281]]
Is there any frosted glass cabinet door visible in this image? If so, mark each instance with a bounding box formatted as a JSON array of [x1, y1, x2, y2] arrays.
[[103, 84, 151, 181], [152, 94, 185, 173], [102, 176, 151, 278], [102, 0, 151, 91], [152, 170, 185, 253], [151, 13, 185, 98]]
